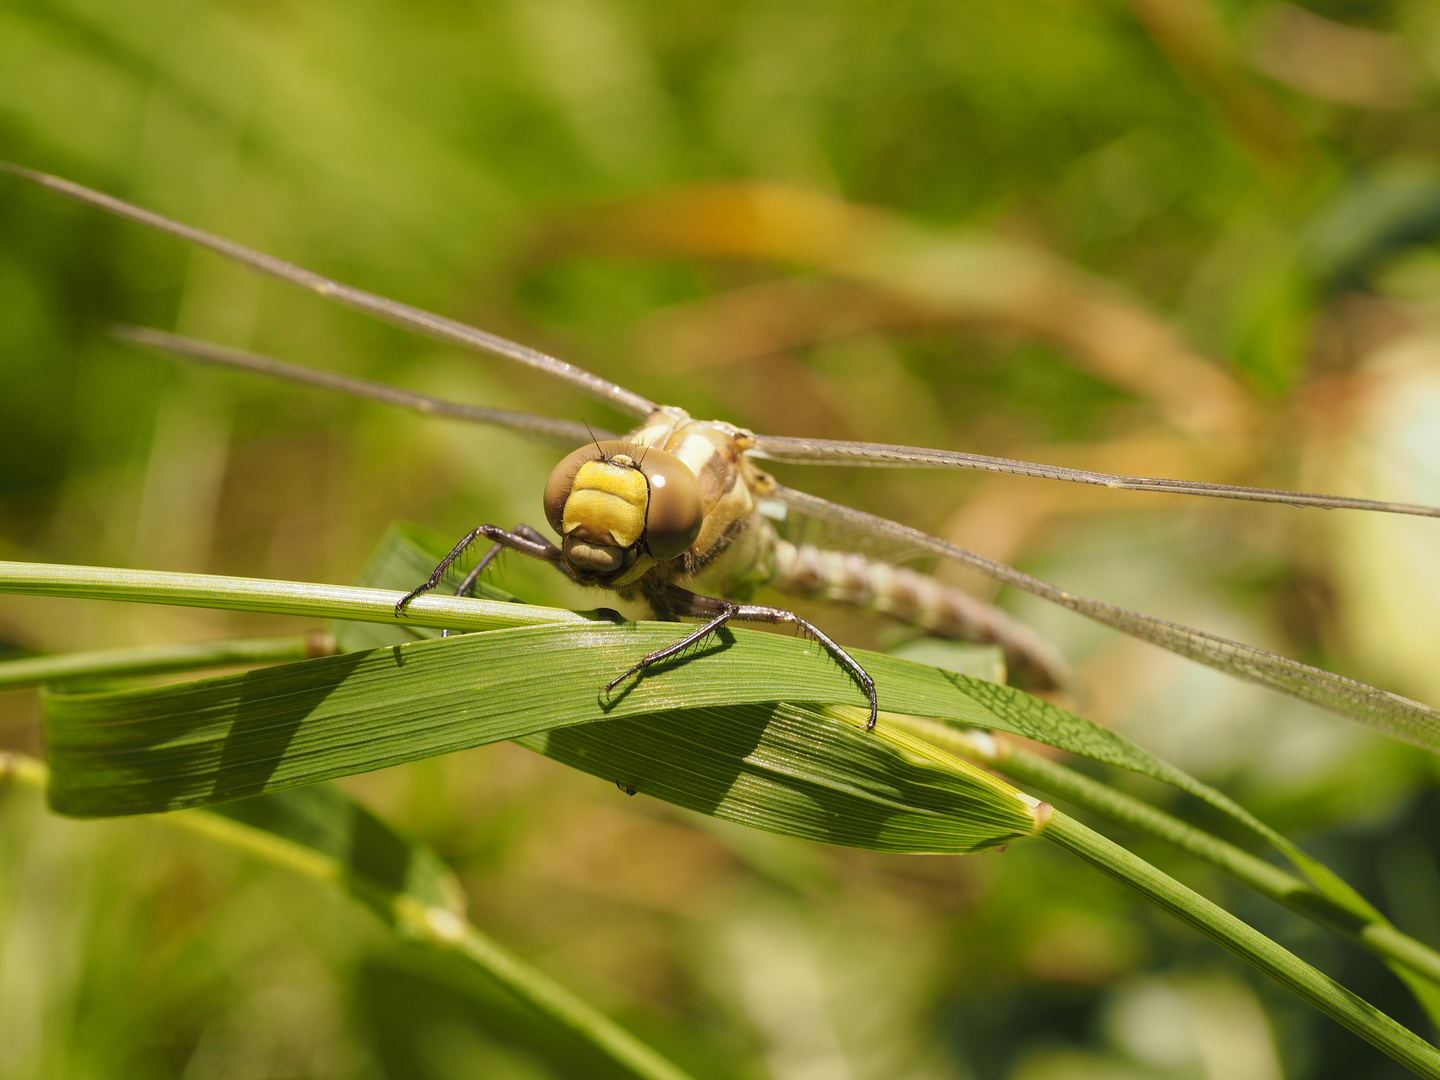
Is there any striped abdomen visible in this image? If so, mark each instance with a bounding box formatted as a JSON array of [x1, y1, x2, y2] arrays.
[[769, 539, 1067, 690]]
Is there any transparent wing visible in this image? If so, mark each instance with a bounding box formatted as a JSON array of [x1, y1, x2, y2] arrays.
[[22, 161, 1440, 744], [750, 434, 1440, 519], [753, 492, 927, 567], [770, 483, 1440, 751], [1, 163, 655, 420], [17, 161, 1438, 519], [115, 327, 615, 445]]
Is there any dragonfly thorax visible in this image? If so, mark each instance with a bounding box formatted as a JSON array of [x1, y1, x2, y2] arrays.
[[543, 439, 703, 584]]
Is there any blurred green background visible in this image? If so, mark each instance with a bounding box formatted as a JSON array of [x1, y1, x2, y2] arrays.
[[4, 0, 1440, 1076]]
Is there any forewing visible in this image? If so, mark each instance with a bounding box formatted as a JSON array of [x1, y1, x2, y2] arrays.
[[754, 491, 929, 566], [770, 484, 1440, 751], [21, 164, 1440, 743], [2, 163, 655, 420], [750, 434, 1440, 518], [115, 327, 614, 445]]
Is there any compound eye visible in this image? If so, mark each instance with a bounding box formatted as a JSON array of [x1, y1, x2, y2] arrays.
[[639, 448, 702, 560], [543, 440, 637, 534]]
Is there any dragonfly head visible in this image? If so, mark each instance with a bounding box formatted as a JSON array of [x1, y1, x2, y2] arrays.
[[544, 440, 703, 582]]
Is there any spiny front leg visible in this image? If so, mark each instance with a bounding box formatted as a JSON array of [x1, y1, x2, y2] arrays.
[[605, 587, 880, 730], [731, 601, 879, 730], [396, 523, 568, 616], [453, 523, 561, 599]]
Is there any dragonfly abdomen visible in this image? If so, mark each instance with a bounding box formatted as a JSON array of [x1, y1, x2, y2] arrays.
[[768, 540, 1067, 691]]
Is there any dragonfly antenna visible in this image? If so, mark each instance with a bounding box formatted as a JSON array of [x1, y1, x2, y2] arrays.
[[583, 421, 608, 460]]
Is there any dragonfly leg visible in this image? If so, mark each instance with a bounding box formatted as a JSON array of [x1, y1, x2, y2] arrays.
[[607, 588, 880, 730], [454, 523, 559, 599], [729, 602, 879, 730], [396, 523, 566, 615], [603, 604, 737, 700]]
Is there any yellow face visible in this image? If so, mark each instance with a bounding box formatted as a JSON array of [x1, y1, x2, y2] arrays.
[[561, 457, 649, 574], [543, 440, 704, 585]]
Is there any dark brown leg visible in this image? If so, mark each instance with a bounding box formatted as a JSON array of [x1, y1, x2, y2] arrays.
[[396, 523, 569, 616], [453, 523, 560, 599], [605, 586, 879, 729]]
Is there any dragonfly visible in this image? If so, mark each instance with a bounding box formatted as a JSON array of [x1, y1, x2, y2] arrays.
[[7, 161, 1440, 746]]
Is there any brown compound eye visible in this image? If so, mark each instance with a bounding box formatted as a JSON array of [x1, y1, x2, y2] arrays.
[[638, 448, 702, 560], [543, 440, 638, 535]]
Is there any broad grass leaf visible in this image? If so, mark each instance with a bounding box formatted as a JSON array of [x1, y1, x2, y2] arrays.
[[42, 620, 1042, 851], [365, 526, 1382, 919]]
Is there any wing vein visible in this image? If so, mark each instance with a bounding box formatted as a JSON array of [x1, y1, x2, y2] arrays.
[[2, 163, 655, 419], [771, 484, 1440, 750], [113, 327, 610, 445], [751, 435, 1440, 518]]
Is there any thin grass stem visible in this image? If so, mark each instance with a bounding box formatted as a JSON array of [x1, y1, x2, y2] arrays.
[[894, 716, 1440, 989], [0, 560, 585, 632], [0, 752, 697, 1080], [0, 634, 336, 688], [1043, 810, 1440, 1078]]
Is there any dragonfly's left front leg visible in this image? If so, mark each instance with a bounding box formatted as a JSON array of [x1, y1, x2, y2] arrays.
[[396, 523, 573, 617], [453, 524, 558, 599], [606, 585, 879, 730]]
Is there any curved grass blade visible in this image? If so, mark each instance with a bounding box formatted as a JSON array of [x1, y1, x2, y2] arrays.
[[40, 624, 1043, 850], [8, 543, 1391, 920], [13, 560, 1440, 1069], [0, 633, 334, 689], [0, 163, 656, 420], [1044, 811, 1440, 1080], [773, 484, 1440, 751], [2, 756, 698, 1080]]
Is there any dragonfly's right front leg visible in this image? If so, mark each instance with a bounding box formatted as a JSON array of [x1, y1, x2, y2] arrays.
[[607, 585, 880, 729], [395, 523, 572, 615]]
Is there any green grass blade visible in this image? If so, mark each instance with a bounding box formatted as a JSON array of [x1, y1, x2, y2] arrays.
[[0, 634, 335, 688], [1044, 811, 1440, 1079], [1, 755, 698, 1080], [909, 722, 1440, 1028], [41, 626, 1042, 849], [9, 535, 1387, 911], [0, 559, 586, 633], [13, 546, 1440, 1061], [6, 543, 1387, 925]]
